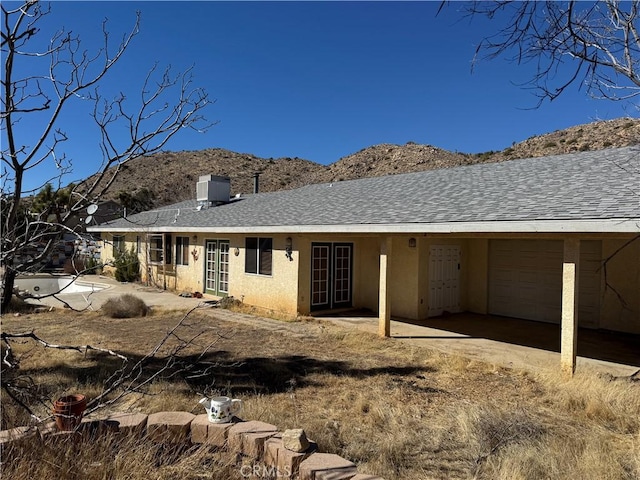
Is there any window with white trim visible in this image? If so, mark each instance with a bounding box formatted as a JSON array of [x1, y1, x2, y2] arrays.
[[148, 235, 163, 263], [113, 235, 125, 254], [176, 236, 190, 266], [245, 237, 272, 275]]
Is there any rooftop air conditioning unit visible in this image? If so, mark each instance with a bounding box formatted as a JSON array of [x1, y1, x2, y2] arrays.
[[196, 175, 231, 206]]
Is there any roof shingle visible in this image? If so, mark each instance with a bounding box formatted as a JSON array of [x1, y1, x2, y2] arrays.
[[91, 147, 640, 233]]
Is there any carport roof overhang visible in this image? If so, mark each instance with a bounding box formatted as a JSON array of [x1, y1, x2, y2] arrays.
[[88, 218, 640, 235]]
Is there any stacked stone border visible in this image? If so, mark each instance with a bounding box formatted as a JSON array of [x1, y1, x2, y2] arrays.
[[0, 411, 385, 480]]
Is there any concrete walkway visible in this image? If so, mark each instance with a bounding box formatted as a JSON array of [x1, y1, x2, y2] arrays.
[[27, 276, 639, 377]]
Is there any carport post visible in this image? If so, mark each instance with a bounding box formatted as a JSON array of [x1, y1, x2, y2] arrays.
[[561, 238, 580, 376], [379, 237, 392, 337]]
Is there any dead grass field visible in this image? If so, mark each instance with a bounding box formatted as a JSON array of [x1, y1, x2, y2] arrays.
[[2, 306, 639, 479]]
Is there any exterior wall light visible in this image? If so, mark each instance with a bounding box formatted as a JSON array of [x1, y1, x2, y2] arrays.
[[408, 238, 417, 248]]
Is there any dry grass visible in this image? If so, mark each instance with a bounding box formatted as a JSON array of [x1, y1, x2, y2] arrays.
[[1, 308, 639, 479], [2, 432, 241, 480]]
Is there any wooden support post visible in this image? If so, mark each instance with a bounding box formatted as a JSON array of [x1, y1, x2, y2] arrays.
[[378, 237, 392, 337], [561, 238, 580, 377]]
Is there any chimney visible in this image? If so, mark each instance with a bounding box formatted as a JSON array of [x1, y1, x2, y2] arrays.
[[253, 172, 260, 194]]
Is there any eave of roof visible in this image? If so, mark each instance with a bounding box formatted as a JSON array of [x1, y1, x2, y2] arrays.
[[87, 218, 640, 235]]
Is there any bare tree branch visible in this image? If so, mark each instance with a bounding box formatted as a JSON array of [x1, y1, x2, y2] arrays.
[[454, 1, 640, 106], [1, 305, 230, 423], [1, 2, 212, 310]]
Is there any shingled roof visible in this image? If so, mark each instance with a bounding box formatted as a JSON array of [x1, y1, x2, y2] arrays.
[[89, 146, 640, 234]]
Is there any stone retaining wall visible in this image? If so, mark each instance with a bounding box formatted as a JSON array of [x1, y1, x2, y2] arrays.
[[0, 412, 385, 480]]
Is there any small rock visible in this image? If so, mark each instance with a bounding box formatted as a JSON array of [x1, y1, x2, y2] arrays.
[[282, 428, 310, 453], [13, 312, 20, 317]]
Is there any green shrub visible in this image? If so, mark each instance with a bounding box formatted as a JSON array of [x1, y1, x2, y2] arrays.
[[84, 256, 102, 274], [543, 141, 557, 148], [114, 246, 140, 283], [102, 294, 148, 318]]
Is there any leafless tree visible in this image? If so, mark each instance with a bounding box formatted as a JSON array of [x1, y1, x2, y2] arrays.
[[452, 1, 640, 106], [1, 1, 212, 311]]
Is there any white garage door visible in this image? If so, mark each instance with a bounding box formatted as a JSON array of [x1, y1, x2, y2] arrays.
[[489, 240, 601, 327]]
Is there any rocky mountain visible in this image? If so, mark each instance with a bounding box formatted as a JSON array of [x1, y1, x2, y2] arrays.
[[85, 117, 639, 209]]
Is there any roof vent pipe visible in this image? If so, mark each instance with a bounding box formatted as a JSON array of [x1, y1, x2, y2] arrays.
[[253, 172, 260, 194]]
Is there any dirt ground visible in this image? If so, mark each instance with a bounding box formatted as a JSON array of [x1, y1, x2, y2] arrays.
[[2, 306, 639, 479]]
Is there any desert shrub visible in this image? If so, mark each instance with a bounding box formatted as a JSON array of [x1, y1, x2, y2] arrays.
[[114, 246, 140, 283], [218, 296, 241, 309], [84, 256, 102, 274], [5, 296, 37, 314], [543, 141, 557, 148], [102, 294, 148, 318]]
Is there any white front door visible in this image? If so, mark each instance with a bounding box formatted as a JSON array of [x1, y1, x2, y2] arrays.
[[428, 245, 461, 317], [205, 240, 229, 296]]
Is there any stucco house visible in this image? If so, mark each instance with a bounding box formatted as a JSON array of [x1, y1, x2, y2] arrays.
[[89, 146, 640, 373]]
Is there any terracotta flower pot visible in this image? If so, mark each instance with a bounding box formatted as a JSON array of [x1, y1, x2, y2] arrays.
[[53, 394, 87, 431]]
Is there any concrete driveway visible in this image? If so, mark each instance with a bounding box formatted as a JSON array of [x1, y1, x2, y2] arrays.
[[323, 313, 640, 377]]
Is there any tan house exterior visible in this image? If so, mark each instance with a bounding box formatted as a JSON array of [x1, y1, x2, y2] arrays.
[[90, 147, 640, 374]]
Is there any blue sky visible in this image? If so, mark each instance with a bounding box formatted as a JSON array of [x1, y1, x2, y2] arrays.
[[5, 1, 636, 193]]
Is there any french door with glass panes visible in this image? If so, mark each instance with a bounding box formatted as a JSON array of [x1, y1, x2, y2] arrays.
[[205, 240, 229, 296], [311, 243, 353, 311]]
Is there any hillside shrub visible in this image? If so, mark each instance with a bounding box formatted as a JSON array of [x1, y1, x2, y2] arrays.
[[102, 294, 148, 318], [114, 246, 140, 283]]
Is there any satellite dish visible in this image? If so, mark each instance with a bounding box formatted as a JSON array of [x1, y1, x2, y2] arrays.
[[87, 204, 98, 215]]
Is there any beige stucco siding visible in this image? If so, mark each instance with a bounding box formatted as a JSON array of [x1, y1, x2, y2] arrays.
[[389, 237, 420, 319], [466, 239, 489, 314], [229, 234, 299, 315], [169, 234, 205, 293], [600, 238, 640, 334], [356, 237, 383, 313]]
